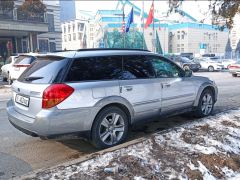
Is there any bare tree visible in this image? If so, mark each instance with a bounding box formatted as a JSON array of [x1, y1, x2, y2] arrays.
[[168, 0, 240, 29]]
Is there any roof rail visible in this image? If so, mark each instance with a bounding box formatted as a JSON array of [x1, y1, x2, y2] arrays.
[[77, 48, 150, 52]]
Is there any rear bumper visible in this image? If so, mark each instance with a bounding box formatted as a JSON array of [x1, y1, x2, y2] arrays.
[[7, 100, 97, 139], [229, 69, 240, 74]]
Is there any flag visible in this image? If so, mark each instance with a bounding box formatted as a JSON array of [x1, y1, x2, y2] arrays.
[[144, 1, 154, 29], [125, 7, 134, 33]]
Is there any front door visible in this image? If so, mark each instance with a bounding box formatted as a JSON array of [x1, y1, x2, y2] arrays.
[[149, 56, 196, 113], [119, 55, 162, 119]]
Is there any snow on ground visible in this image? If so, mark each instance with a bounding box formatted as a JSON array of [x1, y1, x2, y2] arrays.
[[23, 109, 240, 180]]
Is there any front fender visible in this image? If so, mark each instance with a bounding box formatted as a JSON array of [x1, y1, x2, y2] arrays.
[[193, 82, 218, 107]]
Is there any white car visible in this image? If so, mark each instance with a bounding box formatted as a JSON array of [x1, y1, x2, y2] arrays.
[[199, 57, 224, 72], [218, 59, 237, 69], [8, 54, 37, 84], [1, 56, 18, 82]]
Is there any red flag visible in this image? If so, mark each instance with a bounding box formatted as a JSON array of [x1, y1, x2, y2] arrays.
[[144, 1, 154, 29]]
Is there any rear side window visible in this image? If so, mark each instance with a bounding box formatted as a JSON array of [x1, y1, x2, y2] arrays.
[[122, 55, 155, 79], [18, 56, 69, 84], [65, 56, 122, 82], [14, 56, 35, 65]]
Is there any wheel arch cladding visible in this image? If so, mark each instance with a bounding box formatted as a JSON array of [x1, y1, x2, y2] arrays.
[[194, 84, 217, 107]]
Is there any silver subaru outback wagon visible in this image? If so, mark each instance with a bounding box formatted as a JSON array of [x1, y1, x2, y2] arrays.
[[7, 49, 218, 149]]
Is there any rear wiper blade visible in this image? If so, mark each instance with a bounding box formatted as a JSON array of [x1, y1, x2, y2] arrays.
[[24, 76, 43, 81]]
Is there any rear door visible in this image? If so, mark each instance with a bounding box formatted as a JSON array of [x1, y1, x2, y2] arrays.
[[149, 56, 196, 112], [119, 55, 162, 118], [12, 56, 69, 118]]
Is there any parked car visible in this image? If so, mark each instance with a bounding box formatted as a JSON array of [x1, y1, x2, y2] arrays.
[[218, 59, 237, 69], [199, 57, 224, 72], [7, 49, 218, 149], [1, 55, 18, 82], [171, 56, 201, 72], [228, 60, 240, 77], [7, 54, 38, 84]]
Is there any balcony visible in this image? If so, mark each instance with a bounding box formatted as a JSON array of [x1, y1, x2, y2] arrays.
[[0, 9, 48, 34]]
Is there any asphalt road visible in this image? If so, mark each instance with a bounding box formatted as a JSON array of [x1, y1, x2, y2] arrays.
[[0, 72, 240, 179]]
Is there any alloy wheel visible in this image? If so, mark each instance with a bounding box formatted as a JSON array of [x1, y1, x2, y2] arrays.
[[201, 93, 213, 115], [99, 113, 125, 145]]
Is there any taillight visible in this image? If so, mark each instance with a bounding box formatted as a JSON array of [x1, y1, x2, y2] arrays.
[[229, 65, 240, 69], [13, 64, 30, 68], [42, 84, 74, 109]]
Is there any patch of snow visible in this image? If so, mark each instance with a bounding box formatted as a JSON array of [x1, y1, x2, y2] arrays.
[[222, 167, 240, 179]]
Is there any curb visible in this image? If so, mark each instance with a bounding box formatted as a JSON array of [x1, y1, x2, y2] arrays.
[[15, 136, 148, 180]]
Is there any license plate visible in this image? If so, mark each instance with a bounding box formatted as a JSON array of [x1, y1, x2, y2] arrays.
[[15, 94, 30, 107]]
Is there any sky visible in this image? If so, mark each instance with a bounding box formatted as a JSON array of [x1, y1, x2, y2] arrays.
[[75, 0, 211, 23]]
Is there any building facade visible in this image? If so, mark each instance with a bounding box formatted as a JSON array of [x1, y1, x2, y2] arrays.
[[0, 0, 61, 59], [169, 23, 229, 56], [61, 11, 94, 50]]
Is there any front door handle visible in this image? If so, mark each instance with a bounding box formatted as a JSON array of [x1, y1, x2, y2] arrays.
[[123, 86, 133, 91], [162, 83, 171, 88]]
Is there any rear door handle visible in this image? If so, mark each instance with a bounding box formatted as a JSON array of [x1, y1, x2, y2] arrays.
[[123, 86, 133, 91]]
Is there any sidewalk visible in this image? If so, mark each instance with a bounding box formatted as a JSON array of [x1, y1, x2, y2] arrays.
[[19, 109, 240, 180]]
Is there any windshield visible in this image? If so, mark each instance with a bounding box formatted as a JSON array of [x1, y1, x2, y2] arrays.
[[18, 56, 69, 84], [14, 55, 35, 65], [181, 57, 192, 63]]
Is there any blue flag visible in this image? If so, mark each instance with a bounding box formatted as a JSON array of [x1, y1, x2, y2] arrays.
[[125, 7, 134, 33]]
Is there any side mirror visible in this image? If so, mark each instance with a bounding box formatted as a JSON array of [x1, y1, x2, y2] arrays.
[[185, 69, 192, 77]]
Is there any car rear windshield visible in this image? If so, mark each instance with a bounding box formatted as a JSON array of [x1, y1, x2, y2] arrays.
[[18, 56, 69, 84], [14, 55, 35, 65]]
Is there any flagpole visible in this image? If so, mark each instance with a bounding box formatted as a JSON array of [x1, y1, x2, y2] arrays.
[[152, 0, 155, 53], [142, 1, 145, 49]]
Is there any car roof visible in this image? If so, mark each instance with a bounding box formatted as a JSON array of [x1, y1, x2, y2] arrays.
[[45, 49, 157, 59]]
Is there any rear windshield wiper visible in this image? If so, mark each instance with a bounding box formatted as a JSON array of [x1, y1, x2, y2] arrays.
[[24, 76, 43, 81]]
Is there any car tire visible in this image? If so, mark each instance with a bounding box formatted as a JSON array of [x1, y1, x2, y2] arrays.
[[232, 74, 238, 77], [91, 106, 129, 149], [183, 65, 190, 71], [2, 77, 7, 82], [208, 66, 214, 72], [194, 89, 214, 118]]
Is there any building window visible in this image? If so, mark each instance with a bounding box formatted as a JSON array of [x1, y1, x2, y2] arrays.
[[73, 24, 75, 32], [90, 37, 94, 40], [68, 25, 71, 33], [64, 26, 66, 33], [47, 14, 55, 32], [78, 23, 84, 31], [177, 48, 180, 53], [78, 33, 83, 40], [90, 28, 93, 31], [64, 35, 67, 42], [73, 33, 76, 40], [177, 35, 180, 40], [38, 39, 49, 52], [181, 44, 184, 47], [181, 48, 184, 52], [49, 42, 56, 52], [68, 34, 71, 41], [177, 44, 180, 48]]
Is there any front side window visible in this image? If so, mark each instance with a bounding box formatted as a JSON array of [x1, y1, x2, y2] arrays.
[[65, 56, 122, 82], [122, 55, 155, 79], [149, 56, 184, 78]]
